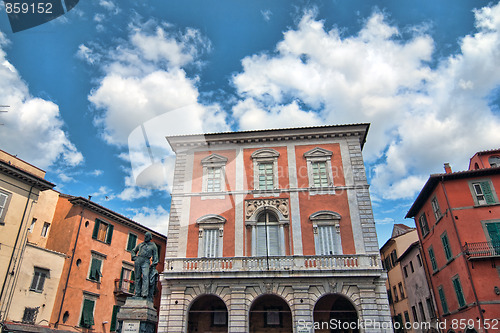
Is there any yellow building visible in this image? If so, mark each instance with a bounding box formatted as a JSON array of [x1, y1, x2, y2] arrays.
[[380, 224, 419, 332], [0, 150, 55, 321]]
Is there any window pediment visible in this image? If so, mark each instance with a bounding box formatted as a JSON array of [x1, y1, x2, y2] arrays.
[[310, 210, 341, 222], [196, 214, 227, 225], [201, 154, 228, 166], [304, 147, 333, 159], [251, 148, 280, 160]]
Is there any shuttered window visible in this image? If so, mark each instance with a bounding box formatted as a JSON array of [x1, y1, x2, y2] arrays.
[[316, 225, 336, 255], [258, 163, 274, 190], [30, 267, 49, 292], [110, 305, 120, 331], [92, 219, 114, 244], [256, 225, 280, 256], [419, 214, 429, 237], [207, 167, 222, 192], [438, 286, 449, 314], [472, 181, 496, 205], [126, 233, 137, 251], [441, 232, 453, 261], [88, 257, 102, 282], [312, 161, 329, 187], [0, 191, 10, 223], [80, 298, 95, 328], [452, 276, 466, 308], [428, 247, 438, 272], [203, 229, 220, 258]]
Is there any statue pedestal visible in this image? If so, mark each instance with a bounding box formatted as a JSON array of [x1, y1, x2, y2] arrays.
[[117, 297, 158, 333]]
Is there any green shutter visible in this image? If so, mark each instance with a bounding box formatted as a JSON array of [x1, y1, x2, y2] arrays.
[[92, 220, 100, 239], [438, 288, 449, 314], [442, 234, 452, 261], [428, 247, 437, 271], [110, 305, 120, 331], [127, 234, 137, 251], [106, 224, 114, 244], [80, 299, 95, 328], [453, 277, 466, 307], [89, 258, 102, 281], [481, 181, 495, 204]]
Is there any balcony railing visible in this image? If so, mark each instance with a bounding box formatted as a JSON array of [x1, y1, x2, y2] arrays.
[[114, 278, 135, 296], [164, 254, 381, 277], [464, 241, 500, 259]]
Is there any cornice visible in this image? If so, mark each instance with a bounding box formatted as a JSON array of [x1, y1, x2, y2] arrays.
[[0, 160, 55, 191]]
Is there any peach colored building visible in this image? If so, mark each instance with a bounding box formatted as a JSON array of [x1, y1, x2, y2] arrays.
[[159, 124, 392, 332], [406, 149, 500, 333]]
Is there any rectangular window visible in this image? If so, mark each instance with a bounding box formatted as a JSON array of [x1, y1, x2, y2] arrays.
[[30, 267, 49, 293], [452, 276, 466, 308], [88, 257, 103, 282], [80, 298, 95, 328], [41, 222, 50, 237], [418, 301, 426, 321], [311, 161, 329, 187], [419, 213, 429, 237], [441, 232, 453, 261], [202, 228, 220, 258], [119, 266, 134, 293], [110, 305, 120, 331], [403, 266, 408, 278], [417, 253, 422, 266], [428, 247, 438, 272], [212, 309, 227, 326], [431, 197, 442, 221], [387, 289, 393, 304], [393, 286, 399, 302], [398, 282, 405, 299], [28, 218, 37, 233], [126, 233, 138, 251], [404, 311, 410, 324], [0, 190, 10, 223], [472, 181, 496, 205], [206, 167, 222, 192], [92, 219, 114, 244], [390, 250, 397, 267], [411, 306, 418, 322], [256, 225, 280, 256], [258, 163, 274, 190], [426, 297, 436, 319], [22, 307, 38, 324], [410, 261, 414, 273], [438, 286, 449, 314], [316, 225, 337, 255], [265, 309, 280, 326]]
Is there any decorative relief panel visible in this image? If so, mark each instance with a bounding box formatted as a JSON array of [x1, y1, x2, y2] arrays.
[[245, 198, 289, 219]]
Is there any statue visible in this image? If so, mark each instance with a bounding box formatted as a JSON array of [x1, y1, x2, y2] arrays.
[[131, 232, 159, 299]]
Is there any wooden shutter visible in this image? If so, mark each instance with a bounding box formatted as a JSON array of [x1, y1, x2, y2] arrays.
[[438, 288, 449, 313], [317, 225, 335, 255], [80, 299, 95, 328], [428, 247, 437, 271], [0, 192, 8, 218], [92, 220, 100, 239], [256, 226, 267, 256], [110, 305, 120, 331], [127, 233, 137, 251], [481, 181, 496, 204], [267, 225, 279, 256], [452, 278, 466, 307], [89, 258, 102, 281], [105, 224, 114, 244], [203, 229, 219, 257]]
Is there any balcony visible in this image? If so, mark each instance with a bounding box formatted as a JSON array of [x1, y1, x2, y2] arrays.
[[164, 254, 382, 279], [463, 241, 500, 259], [114, 278, 135, 296]]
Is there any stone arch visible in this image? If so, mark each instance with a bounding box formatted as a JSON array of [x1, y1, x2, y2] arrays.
[[313, 293, 359, 333], [187, 294, 228, 333], [248, 293, 293, 333]]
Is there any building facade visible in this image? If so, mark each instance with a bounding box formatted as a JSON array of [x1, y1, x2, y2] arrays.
[[406, 149, 500, 333], [158, 124, 391, 332], [380, 225, 419, 332], [0, 150, 55, 321]]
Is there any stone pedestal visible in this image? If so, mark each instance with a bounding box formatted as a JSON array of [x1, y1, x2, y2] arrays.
[[117, 298, 158, 333]]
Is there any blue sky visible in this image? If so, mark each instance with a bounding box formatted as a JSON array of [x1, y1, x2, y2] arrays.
[[1, 0, 500, 245]]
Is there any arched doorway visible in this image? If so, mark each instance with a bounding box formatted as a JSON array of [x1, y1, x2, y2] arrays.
[[313, 294, 359, 333], [187, 295, 228, 333], [249, 294, 292, 332]]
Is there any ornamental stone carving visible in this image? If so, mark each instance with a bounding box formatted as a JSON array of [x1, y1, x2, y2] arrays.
[[245, 198, 289, 219]]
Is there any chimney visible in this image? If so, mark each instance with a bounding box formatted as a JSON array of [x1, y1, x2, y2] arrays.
[[444, 163, 452, 174]]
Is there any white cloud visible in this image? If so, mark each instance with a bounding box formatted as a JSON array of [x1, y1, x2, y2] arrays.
[[128, 205, 170, 236], [232, 6, 500, 200], [0, 31, 83, 169], [261, 9, 272, 22]]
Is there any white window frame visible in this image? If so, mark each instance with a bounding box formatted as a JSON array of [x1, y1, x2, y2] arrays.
[[431, 196, 442, 221], [0, 189, 12, 224], [469, 179, 498, 206], [79, 292, 98, 329], [489, 156, 500, 168], [88, 251, 106, 282], [310, 211, 343, 255], [201, 154, 228, 200], [40, 222, 50, 237], [28, 218, 37, 233], [251, 148, 280, 192], [196, 215, 226, 257], [303, 147, 335, 194]]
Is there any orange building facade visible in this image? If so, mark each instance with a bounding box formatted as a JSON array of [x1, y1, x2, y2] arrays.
[[159, 125, 391, 332], [44, 195, 166, 332], [406, 149, 500, 333]]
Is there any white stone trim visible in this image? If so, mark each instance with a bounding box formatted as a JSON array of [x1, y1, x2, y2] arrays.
[[287, 144, 303, 255], [201, 153, 228, 200], [251, 148, 280, 192]]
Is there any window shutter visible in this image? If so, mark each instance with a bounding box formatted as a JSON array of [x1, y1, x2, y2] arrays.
[[267, 225, 279, 256], [256, 226, 267, 256], [89, 258, 102, 281], [81, 299, 95, 327], [438, 288, 448, 313], [429, 248, 437, 271], [106, 224, 114, 244], [110, 305, 120, 331], [481, 181, 495, 204], [453, 278, 466, 307], [127, 234, 137, 251], [317, 225, 335, 255], [30, 272, 39, 290], [203, 229, 218, 258], [0, 192, 8, 217], [92, 220, 100, 239]]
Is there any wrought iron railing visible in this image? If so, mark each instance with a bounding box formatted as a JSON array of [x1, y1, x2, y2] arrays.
[[463, 241, 500, 259], [164, 254, 381, 274]]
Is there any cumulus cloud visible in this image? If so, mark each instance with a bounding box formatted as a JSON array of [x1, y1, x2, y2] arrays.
[[232, 6, 500, 200], [128, 205, 170, 236], [0, 31, 83, 169]]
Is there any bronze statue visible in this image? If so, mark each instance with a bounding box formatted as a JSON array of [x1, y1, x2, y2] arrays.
[[131, 232, 159, 299]]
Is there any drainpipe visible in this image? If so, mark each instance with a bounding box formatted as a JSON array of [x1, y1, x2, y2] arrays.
[[441, 179, 486, 331], [0, 185, 34, 320], [54, 205, 85, 328]]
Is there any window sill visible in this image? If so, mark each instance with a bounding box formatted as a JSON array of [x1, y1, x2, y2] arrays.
[[473, 202, 500, 208], [29, 289, 43, 293], [201, 194, 225, 200], [87, 278, 101, 284], [435, 215, 443, 224]]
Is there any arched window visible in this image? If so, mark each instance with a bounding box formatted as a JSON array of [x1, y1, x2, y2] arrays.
[[310, 211, 343, 255], [196, 215, 226, 258], [255, 210, 282, 256]]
